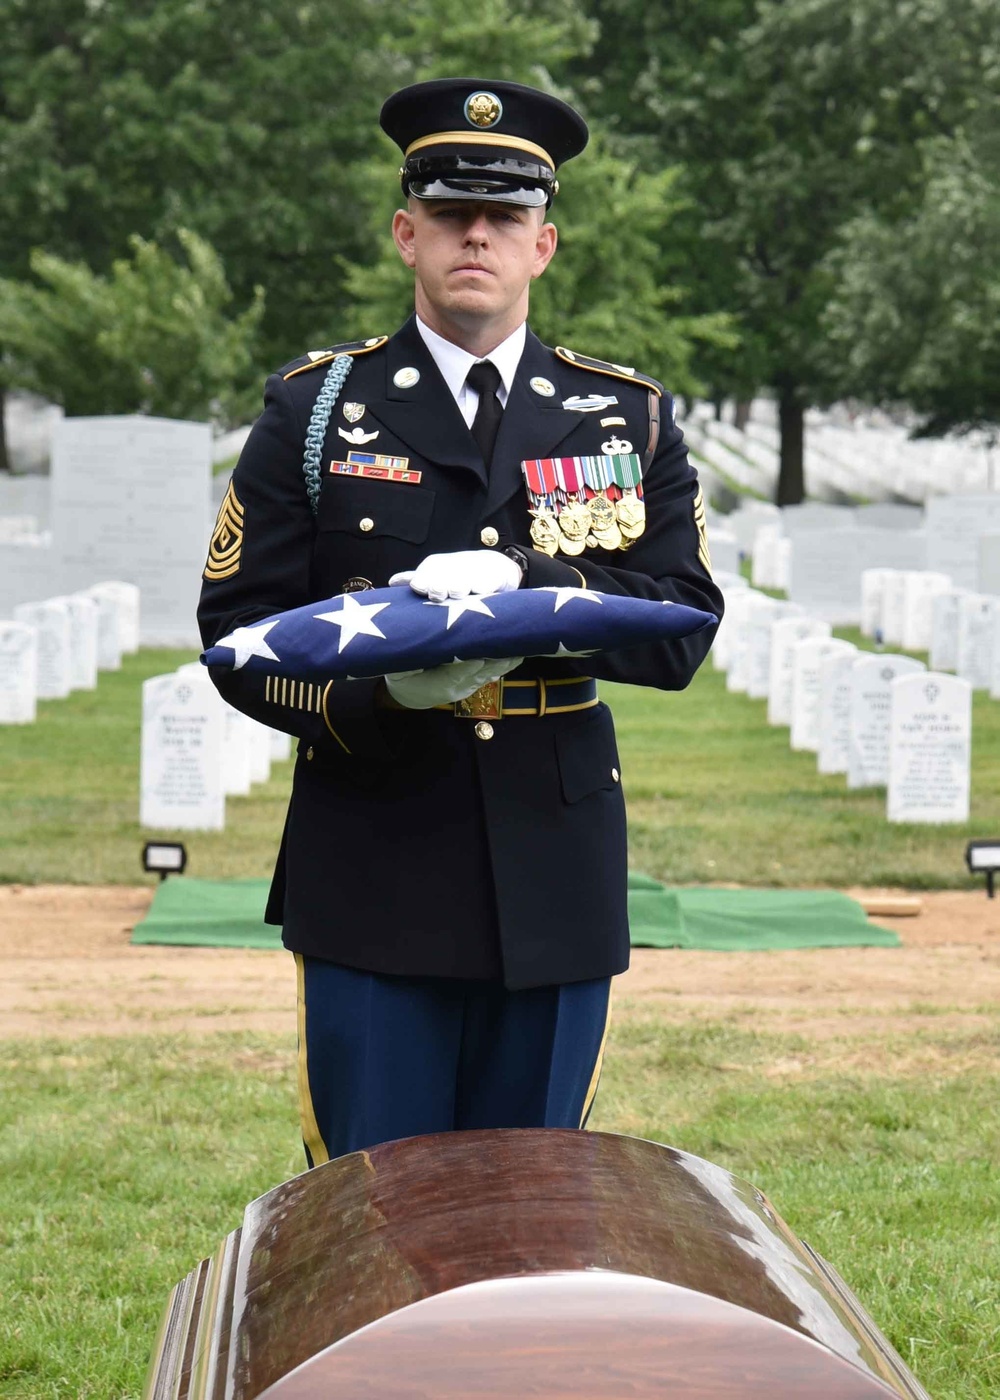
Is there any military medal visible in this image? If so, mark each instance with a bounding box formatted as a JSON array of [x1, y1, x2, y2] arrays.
[[521, 450, 646, 555], [610, 452, 646, 541]]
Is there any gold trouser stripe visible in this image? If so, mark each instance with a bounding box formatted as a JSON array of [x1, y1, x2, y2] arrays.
[[405, 129, 554, 167], [580, 984, 613, 1128], [295, 954, 330, 1167], [321, 681, 351, 754]]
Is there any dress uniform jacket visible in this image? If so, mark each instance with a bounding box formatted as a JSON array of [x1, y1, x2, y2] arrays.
[[198, 316, 724, 990]]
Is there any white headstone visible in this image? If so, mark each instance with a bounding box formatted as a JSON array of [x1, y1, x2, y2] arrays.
[[781, 503, 856, 534], [860, 568, 896, 639], [724, 589, 764, 692], [817, 648, 861, 775], [767, 617, 831, 726], [50, 416, 211, 647], [977, 533, 1000, 596], [887, 673, 971, 823], [247, 719, 272, 785], [725, 501, 780, 553], [0, 622, 38, 724], [901, 572, 952, 653], [856, 503, 924, 530], [788, 529, 927, 624], [929, 590, 968, 672], [746, 598, 802, 699], [751, 523, 784, 590], [790, 638, 856, 752], [63, 593, 100, 691], [87, 580, 141, 654], [13, 598, 71, 699], [711, 581, 752, 673], [222, 705, 253, 796], [955, 593, 998, 691], [140, 670, 225, 830], [879, 571, 909, 647], [708, 529, 740, 575], [0, 536, 58, 616], [847, 653, 927, 788], [86, 584, 125, 670], [926, 494, 1000, 589], [268, 727, 293, 762]]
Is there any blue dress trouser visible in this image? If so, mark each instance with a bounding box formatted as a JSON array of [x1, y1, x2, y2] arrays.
[[295, 955, 613, 1167]]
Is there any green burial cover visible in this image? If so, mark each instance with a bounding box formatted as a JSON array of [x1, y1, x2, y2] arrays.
[[132, 874, 899, 952]]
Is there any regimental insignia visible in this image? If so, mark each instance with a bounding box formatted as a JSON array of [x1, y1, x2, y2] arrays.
[[203, 481, 245, 582], [465, 91, 503, 128], [521, 454, 645, 557], [693, 485, 712, 575], [343, 402, 365, 423]]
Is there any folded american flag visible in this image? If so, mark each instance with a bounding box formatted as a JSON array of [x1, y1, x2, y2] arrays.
[[201, 585, 717, 682]]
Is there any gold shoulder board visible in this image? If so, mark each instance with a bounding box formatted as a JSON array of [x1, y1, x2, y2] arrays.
[[282, 336, 389, 381], [555, 346, 664, 397]]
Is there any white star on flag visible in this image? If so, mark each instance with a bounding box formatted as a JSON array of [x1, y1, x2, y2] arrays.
[[215, 620, 281, 670], [314, 595, 391, 652], [423, 595, 496, 629], [539, 586, 604, 611]]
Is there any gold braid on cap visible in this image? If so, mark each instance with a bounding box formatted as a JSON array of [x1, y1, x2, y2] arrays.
[[405, 130, 555, 169]]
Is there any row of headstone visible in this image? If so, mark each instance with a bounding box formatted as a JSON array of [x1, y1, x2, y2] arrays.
[[0, 416, 212, 647], [140, 667, 293, 830], [712, 572, 972, 822], [862, 568, 1000, 698], [0, 582, 140, 723]]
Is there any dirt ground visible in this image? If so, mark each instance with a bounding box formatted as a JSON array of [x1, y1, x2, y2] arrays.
[[1, 884, 998, 1048]]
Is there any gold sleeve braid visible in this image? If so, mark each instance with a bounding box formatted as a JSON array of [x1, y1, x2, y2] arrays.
[[693, 486, 712, 576], [204, 482, 245, 581]]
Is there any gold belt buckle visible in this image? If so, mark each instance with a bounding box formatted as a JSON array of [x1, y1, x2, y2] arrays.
[[455, 679, 503, 719]]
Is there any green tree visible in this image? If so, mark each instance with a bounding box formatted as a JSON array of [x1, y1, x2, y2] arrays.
[[570, 0, 1000, 500], [0, 0, 594, 466], [0, 231, 264, 421], [824, 133, 1000, 439]]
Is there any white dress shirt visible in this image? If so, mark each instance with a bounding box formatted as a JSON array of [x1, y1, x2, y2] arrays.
[[415, 317, 526, 429]]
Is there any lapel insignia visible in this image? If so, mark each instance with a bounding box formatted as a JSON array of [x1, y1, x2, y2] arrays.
[[561, 394, 619, 413], [343, 402, 365, 423], [338, 425, 380, 445], [530, 377, 556, 398], [393, 366, 420, 388]]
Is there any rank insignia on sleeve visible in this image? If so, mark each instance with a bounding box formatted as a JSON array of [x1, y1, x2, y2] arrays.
[[693, 485, 712, 575], [203, 481, 245, 581]]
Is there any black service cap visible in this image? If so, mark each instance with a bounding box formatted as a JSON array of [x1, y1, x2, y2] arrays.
[[380, 78, 588, 207]]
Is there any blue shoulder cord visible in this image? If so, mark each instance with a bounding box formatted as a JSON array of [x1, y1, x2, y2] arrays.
[[302, 354, 354, 516]]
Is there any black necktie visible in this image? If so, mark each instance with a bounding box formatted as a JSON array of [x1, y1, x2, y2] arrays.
[[466, 360, 504, 469]]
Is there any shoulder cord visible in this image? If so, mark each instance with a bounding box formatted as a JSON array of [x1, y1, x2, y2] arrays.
[[302, 354, 354, 516]]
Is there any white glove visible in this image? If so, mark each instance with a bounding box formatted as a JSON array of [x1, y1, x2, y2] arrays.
[[389, 549, 522, 602], [385, 655, 523, 709]]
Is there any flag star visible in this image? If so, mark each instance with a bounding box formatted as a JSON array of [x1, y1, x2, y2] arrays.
[[423, 595, 496, 629], [539, 586, 604, 611], [314, 595, 391, 652], [215, 620, 281, 670]]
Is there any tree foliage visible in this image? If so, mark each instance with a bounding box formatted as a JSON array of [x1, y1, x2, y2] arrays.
[[0, 231, 263, 421]]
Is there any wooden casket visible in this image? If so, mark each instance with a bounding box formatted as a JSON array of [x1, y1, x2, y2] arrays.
[[144, 1129, 932, 1399]]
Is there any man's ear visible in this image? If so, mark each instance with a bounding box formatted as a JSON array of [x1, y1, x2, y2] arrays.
[[531, 220, 558, 280], [392, 208, 417, 268]]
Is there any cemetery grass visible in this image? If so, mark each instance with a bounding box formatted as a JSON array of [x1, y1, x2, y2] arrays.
[[1, 1022, 997, 1400], [1, 646, 998, 888]]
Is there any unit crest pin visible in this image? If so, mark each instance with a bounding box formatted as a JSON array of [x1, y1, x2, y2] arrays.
[[343, 402, 365, 424]]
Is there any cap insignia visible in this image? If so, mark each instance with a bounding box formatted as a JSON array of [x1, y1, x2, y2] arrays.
[[465, 91, 503, 129]]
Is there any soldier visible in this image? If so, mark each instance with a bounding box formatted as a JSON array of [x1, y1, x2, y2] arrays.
[[198, 78, 723, 1166]]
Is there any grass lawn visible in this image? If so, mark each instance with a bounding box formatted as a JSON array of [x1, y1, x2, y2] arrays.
[[0, 639, 995, 887], [1, 1017, 997, 1400]]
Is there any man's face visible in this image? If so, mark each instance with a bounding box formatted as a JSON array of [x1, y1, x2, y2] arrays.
[[392, 199, 557, 341]]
